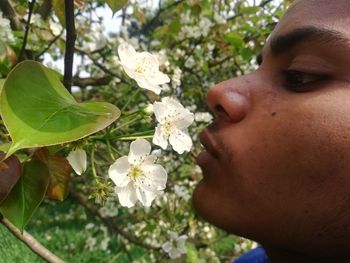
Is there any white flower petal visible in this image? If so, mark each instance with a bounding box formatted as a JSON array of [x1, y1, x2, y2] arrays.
[[161, 97, 183, 108], [141, 164, 167, 190], [169, 249, 181, 259], [118, 42, 138, 69], [153, 101, 170, 123], [152, 125, 168, 150], [108, 156, 131, 187], [162, 242, 172, 253], [128, 138, 151, 164], [67, 148, 87, 175], [142, 154, 157, 164], [169, 129, 193, 154], [115, 183, 137, 208], [175, 111, 194, 129], [146, 71, 170, 85], [136, 187, 158, 207], [135, 78, 161, 94]]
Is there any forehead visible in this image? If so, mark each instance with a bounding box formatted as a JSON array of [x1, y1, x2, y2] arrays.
[[272, 0, 350, 38]]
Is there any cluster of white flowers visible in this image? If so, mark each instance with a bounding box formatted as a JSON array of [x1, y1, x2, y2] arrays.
[[0, 11, 14, 44], [162, 232, 187, 259], [65, 43, 194, 248], [100, 42, 194, 209], [178, 11, 213, 39]]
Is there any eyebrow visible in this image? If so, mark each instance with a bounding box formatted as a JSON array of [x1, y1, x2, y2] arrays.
[[269, 26, 350, 55]]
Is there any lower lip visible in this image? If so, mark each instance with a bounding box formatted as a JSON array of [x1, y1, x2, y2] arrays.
[[196, 150, 217, 166]]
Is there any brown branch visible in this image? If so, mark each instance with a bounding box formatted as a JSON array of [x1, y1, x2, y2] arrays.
[[35, 30, 64, 60], [73, 75, 113, 88], [1, 217, 65, 263], [19, 0, 36, 62], [0, 0, 22, 30], [63, 0, 76, 93], [70, 189, 159, 250], [37, 0, 52, 20]]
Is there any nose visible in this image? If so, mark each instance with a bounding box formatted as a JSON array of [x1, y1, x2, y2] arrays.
[[206, 78, 252, 123]]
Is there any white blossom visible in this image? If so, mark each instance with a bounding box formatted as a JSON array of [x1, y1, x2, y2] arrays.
[[108, 138, 167, 208], [67, 148, 87, 175], [184, 56, 196, 68], [86, 237, 97, 251], [0, 11, 14, 43], [214, 13, 226, 24], [194, 112, 213, 123], [174, 185, 191, 201], [162, 232, 187, 259], [172, 67, 182, 87], [153, 97, 194, 154], [118, 42, 170, 94]]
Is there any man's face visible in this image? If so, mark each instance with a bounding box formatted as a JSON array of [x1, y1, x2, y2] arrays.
[[193, 0, 350, 256]]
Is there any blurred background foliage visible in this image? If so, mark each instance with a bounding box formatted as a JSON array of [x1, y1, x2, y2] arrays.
[[0, 0, 290, 262]]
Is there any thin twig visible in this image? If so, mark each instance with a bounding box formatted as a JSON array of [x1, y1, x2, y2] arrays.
[[1, 217, 65, 263], [19, 0, 36, 61], [63, 0, 76, 93], [70, 189, 159, 250], [35, 30, 64, 60]]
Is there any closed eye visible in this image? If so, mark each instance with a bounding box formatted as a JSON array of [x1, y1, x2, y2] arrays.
[[282, 70, 328, 92]]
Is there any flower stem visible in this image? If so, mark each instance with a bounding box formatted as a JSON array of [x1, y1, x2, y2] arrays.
[[90, 144, 98, 182], [118, 135, 153, 141]]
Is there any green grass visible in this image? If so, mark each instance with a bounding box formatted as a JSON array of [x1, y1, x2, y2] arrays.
[[0, 198, 148, 263], [0, 223, 44, 263]]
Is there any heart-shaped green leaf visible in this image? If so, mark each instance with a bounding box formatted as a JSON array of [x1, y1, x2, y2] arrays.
[[0, 160, 49, 232], [0, 152, 22, 203], [105, 0, 128, 14], [33, 147, 71, 201], [0, 61, 120, 158]]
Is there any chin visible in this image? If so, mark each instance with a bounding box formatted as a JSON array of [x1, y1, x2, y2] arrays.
[[192, 180, 236, 233]]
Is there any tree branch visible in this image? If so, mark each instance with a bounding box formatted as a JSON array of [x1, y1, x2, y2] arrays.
[[1, 217, 65, 263], [19, 0, 36, 62], [35, 30, 64, 60], [70, 189, 159, 250], [63, 0, 76, 93], [73, 75, 113, 88], [0, 0, 22, 31]]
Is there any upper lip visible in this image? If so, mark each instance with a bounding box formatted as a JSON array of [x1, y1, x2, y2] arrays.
[[198, 129, 220, 158]]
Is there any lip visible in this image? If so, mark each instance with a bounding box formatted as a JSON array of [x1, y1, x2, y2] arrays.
[[197, 129, 219, 166]]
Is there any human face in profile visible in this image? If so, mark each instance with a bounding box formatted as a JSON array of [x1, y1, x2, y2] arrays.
[[193, 0, 350, 259]]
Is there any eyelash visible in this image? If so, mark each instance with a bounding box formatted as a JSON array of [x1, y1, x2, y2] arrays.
[[282, 70, 326, 92]]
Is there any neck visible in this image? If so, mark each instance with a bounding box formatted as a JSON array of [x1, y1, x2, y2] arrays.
[[264, 246, 350, 263]]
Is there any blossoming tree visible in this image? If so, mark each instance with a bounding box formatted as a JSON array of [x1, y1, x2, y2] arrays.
[[0, 0, 289, 262]]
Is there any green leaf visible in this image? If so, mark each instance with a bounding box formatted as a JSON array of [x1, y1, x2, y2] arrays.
[[33, 148, 71, 202], [105, 0, 128, 14], [0, 160, 49, 231], [185, 243, 199, 263], [223, 32, 244, 48], [52, 0, 65, 27], [0, 153, 22, 204], [0, 61, 121, 158], [241, 6, 260, 15], [0, 79, 4, 90]]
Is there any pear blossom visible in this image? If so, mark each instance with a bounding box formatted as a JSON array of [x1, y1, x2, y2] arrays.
[[162, 232, 187, 259], [194, 112, 213, 123], [67, 148, 87, 175], [172, 67, 182, 87], [117, 42, 170, 94], [108, 138, 167, 208], [153, 97, 194, 154], [0, 11, 14, 43]]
